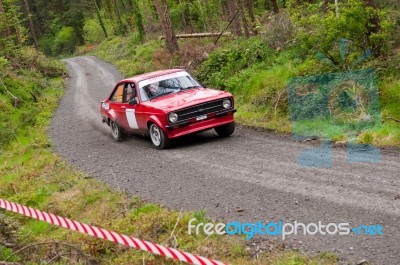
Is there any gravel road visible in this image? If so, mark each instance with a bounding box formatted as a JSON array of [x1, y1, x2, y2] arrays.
[[50, 56, 400, 264]]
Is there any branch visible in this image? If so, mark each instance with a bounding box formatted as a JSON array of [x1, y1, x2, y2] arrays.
[[0, 76, 20, 107], [387, 116, 400, 123], [29, 91, 37, 102], [215, 10, 238, 45], [5, 241, 95, 264], [274, 89, 286, 117]]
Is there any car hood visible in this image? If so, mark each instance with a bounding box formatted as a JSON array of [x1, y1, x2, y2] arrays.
[[144, 88, 230, 111]]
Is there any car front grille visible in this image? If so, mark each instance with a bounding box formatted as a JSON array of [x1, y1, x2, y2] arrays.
[[175, 98, 231, 122]]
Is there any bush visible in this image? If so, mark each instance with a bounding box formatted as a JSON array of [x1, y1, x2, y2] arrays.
[[83, 18, 113, 44], [0, 119, 16, 149], [290, 0, 394, 60], [262, 11, 295, 50], [0, 57, 11, 73], [12, 47, 65, 77], [195, 37, 274, 89], [52, 26, 79, 55]]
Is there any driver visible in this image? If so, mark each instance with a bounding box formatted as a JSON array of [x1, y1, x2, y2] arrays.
[[145, 82, 160, 98]]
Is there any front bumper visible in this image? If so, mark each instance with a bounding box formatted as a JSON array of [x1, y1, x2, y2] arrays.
[[164, 109, 236, 139]]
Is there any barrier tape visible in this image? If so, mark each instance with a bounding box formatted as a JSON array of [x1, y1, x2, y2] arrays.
[[0, 198, 227, 265]]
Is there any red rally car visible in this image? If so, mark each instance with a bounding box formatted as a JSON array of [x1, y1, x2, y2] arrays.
[[100, 69, 236, 149]]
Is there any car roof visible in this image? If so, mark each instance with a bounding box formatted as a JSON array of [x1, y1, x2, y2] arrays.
[[119, 69, 186, 83]]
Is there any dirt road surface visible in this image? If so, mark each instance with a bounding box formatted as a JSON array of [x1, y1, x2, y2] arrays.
[[50, 56, 400, 264]]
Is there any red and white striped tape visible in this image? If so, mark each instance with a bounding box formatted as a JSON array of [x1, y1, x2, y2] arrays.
[[0, 198, 227, 265]]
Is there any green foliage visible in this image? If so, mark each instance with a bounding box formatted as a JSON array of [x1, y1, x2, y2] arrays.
[[132, 0, 145, 43], [0, 0, 27, 52], [90, 36, 159, 76], [30, 1, 85, 56], [13, 47, 65, 77], [290, 0, 394, 59], [196, 38, 274, 89], [0, 56, 11, 72], [169, 1, 207, 32], [0, 245, 21, 262], [52, 26, 80, 55], [0, 48, 65, 150], [0, 118, 16, 147], [84, 18, 114, 44]]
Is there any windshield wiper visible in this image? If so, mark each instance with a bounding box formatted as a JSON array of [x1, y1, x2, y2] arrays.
[[150, 91, 174, 100]]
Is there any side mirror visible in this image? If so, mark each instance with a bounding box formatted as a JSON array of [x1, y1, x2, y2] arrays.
[[128, 99, 137, 106]]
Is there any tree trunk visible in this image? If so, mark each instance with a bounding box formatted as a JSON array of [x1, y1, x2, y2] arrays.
[[264, 0, 270, 10], [334, 0, 339, 18], [142, 0, 150, 27], [0, 0, 11, 37], [113, 0, 126, 35], [245, 0, 256, 24], [0, 1, 10, 38], [196, 0, 206, 31], [245, 0, 257, 34], [153, 0, 179, 53], [93, 0, 108, 38], [22, 0, 38, 48], [270, 0, 279, 13], [321, 0, 329, 13], [237, 0, 249, 37], [364, 0, 380, 34], [227, 0, 241, 36], [132, 0, 145, 42], [160, 32, 231, 39], [10, 3, 23, 46], [30, 0, 42, 37]]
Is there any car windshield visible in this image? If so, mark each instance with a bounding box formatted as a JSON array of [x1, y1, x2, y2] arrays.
[[138, 71, 201, 102]]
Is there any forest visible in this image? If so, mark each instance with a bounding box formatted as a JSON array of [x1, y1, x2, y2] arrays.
[[0, 0, 397, 57]]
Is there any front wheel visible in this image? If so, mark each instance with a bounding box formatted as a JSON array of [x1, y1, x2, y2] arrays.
[[149, 123, 171, 149], [215, 122, 235, 137]]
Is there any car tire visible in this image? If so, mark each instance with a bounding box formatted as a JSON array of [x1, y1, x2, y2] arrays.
[[149, 123, 170, 149], [215, 122, 235, 137], [111, 121, 125, 142]]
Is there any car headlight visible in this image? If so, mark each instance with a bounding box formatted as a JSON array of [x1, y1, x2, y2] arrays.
[[223, 99, 231, 109], [101, 102, 109, 110], [168, 112, 178, 123]]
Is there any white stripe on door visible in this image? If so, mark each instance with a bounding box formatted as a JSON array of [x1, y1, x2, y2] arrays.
[[126, 109, 139, 129]]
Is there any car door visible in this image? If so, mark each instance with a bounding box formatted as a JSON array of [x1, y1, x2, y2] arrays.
[[122, 82, 140, 132], [109, 82, 129, 130]]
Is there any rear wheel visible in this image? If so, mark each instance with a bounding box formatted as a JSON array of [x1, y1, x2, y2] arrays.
[[215, 122, 235, 137], [111, 121, 124, 142], [149, 123, 170, 149]]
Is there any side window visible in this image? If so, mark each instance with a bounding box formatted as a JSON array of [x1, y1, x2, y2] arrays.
[[110, 84, 124, 103], [124, 83, 136, 103]]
